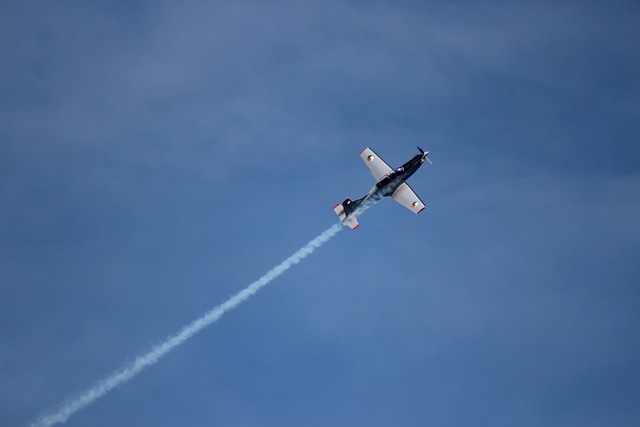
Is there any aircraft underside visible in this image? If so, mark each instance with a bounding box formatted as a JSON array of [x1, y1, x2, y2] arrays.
[[333, 146, 429, 230]]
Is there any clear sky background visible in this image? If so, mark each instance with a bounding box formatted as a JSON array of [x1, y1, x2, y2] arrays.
[[2, 1, 639, 426]]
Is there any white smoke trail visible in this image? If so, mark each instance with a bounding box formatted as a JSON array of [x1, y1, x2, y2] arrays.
[[30, 222, 343, 427]]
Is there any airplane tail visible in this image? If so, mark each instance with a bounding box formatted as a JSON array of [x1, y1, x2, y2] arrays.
[[333, 198, 360, 230]]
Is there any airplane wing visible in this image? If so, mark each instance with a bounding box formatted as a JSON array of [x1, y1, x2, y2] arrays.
[[392, 182, 426, 214], [360, 147, 393, 182]]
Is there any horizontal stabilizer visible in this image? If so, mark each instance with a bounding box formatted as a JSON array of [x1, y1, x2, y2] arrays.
[[333, 202, 360, 230], [344, 216, 360, 230], [333, 203, 346, 221]]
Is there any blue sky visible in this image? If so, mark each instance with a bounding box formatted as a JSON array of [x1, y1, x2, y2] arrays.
[[2, 1, 639, 426]]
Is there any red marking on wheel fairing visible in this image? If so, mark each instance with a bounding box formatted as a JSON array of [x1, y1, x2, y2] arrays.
[[333, 204, 340, 209]]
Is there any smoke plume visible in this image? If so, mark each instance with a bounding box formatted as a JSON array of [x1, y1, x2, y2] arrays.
[[30, 223, 343, 427]]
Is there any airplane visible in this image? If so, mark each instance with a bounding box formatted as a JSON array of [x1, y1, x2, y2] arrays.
[[333, 146, 431, 230]]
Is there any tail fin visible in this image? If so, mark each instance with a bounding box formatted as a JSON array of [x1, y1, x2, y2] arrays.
[[333, 200, 360, 230]]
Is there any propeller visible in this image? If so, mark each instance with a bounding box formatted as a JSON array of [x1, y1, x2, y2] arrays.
[[417, 146, 432, 164]]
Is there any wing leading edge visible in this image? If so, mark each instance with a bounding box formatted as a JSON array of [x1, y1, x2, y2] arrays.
[[392, 183, 426, 214]]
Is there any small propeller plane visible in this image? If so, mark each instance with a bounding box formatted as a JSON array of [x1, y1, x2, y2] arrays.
[[333, 146, 431, 230]]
